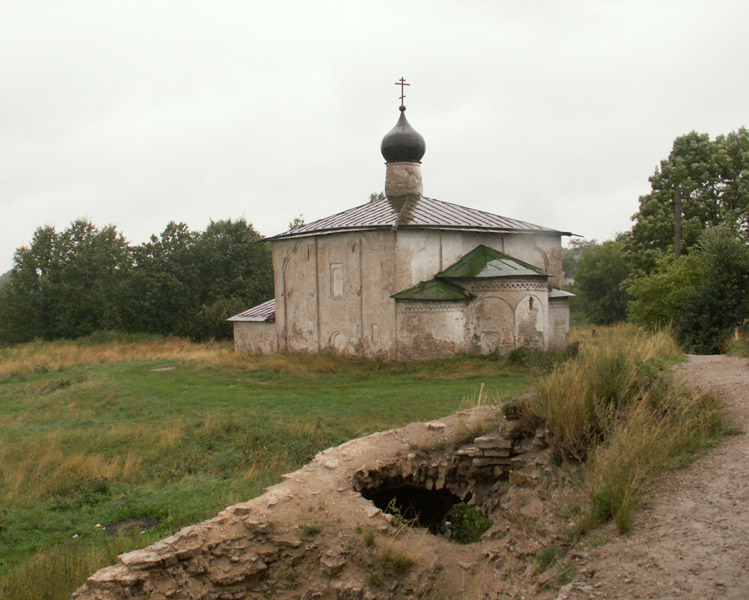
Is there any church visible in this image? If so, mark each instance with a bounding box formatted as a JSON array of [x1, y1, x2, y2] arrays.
[[229, 89, 572, 360]]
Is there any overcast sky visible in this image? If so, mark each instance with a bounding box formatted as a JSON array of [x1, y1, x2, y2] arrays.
[[2, 1, 748, 273]]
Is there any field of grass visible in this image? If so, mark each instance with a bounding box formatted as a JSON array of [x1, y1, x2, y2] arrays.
[[0, 336, 530, 599]]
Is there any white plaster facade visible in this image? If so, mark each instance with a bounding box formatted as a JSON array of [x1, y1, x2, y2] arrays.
[[232, 225, 571, 360]]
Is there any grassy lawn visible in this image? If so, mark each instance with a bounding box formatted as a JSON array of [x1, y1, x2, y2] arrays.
[[0, 339, 530, 598]]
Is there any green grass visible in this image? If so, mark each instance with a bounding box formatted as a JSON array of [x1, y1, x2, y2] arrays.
[[0, 342, 529, 599]]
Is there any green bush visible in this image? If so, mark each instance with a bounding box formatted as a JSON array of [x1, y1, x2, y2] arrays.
[[447, 503, 490, 544], [628, 225, 749, 353]]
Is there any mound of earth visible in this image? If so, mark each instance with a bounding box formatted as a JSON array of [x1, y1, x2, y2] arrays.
[[73, 403, 579, 599]]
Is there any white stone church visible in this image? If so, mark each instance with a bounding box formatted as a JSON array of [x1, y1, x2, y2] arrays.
[[230, 100, 572, 360]]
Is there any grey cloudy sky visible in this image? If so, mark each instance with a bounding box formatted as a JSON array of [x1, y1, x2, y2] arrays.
[[2, 1, 748, 273]]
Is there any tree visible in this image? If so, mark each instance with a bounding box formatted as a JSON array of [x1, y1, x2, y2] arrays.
[[0, 217, 274, 344], [573, 240, 631, 325], [287, 215, 305, 230], [0, 220, 132, 343], [128, 219, 273, 340], [128, 222, 202, 337], [190, 218, 273, 339], [562, 238, 597, 282], [626, 128, 749, 274], [628, 225, 749, 353], [627, 253, 704, 329]]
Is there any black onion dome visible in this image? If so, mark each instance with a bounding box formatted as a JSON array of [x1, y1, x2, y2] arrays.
[[380, 106, 426, 163]]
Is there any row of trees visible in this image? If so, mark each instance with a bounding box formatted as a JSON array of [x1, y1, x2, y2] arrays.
[[0, 218, 273, 344], [570, 127, 749, 353]]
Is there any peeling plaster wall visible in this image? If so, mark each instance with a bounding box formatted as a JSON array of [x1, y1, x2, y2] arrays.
[[395, 230, 563, 289], [270, 229, 565, 359], [460, 277, 550, 355], [548, 300, 571, 350], [233, 322, 277, 354], [395, 301, 467, 360], [273, 237, 319, 353], [273, 231, 398, 358]]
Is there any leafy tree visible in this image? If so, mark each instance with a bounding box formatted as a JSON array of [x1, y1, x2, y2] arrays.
[[191, 218, 273, 339], [573, 240, 631, 325], [369, 191, 385, 203], [562, 238, 597, 282], [627, 253, 704, 329], [628, 225, 749, 353], [0, 220, 132, 343], [627, 128, 749, 273], [0, 217, 273, 344], [128, 222, 202, 337], [288, 214, 305, 230]]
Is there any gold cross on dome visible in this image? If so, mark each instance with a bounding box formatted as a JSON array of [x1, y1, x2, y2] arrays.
[[395, 77, 410, 106]]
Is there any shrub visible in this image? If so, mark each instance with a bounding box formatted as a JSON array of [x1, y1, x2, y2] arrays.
[[629, 225, 749, 354], [447, 503, 490, 544]]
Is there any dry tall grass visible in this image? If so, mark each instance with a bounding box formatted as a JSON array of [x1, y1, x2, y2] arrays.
[[529, 325, 724, 534], [0, 337, 232, 379], [532, 326, 682, 459], [1, 431, 141, 503]]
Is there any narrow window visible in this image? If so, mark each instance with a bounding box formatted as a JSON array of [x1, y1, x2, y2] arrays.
[[330, 263, 343, 298]]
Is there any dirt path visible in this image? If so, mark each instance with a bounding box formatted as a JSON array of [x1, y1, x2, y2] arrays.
[[553, 355, 749, 600]]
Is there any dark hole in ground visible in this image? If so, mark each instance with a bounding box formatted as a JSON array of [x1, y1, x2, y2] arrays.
[[359, 484, 463, 533], [106, 518, 160, 537]]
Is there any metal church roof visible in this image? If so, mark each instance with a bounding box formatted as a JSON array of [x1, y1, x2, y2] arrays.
[[436, 245, 548, 278], [391, 278, 474, 301], [268, 195, 570, 241], [549, 288, 575, 298], [227, 298, 276, 322]]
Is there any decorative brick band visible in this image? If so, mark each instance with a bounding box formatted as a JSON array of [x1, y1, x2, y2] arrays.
[[462, 278, 548, 293], [400, 302, 465, 314]]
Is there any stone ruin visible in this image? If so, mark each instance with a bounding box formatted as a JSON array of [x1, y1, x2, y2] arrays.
[[72, 404, 565, 600]]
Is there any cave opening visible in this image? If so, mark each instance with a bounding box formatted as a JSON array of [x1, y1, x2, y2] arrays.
[[359, 484, 464, 533]]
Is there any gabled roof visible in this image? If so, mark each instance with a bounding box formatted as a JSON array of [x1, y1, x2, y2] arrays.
[[391, 278, 474, 302], [227, 298, 276, 322], [268, 196, 570, 241], [436, 245, 548, 278]]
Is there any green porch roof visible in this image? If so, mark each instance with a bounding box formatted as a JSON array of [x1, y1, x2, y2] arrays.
[[391, 278, 474, 301], [436, 244, 548, 278]]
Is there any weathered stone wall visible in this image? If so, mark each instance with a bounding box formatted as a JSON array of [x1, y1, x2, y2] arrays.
[[395, 301, 467, 360], [232, 322, 277, 354], [548, 298, 570, 350], [272, 236, 319, 353], [270, 228, 565, 359], [273, 231, 398, 358], [460, 277, 550, 355], [352, 421, 539, 509]]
